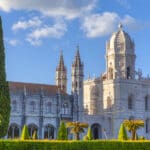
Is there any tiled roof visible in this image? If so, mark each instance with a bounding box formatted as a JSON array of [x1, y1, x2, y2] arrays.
[[8, 81, 67, 95]]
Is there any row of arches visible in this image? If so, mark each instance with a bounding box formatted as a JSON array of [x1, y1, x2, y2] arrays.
[[9, 121, 150, 139], [7, 123, 55, 139], [7, 123, 103, 139]]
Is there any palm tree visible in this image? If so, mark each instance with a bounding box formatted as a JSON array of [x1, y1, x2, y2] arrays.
[[123, 119, 144, 140], [66, 121, 88, 140]]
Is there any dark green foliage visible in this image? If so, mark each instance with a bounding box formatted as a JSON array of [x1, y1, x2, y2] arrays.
[[32, 130, 38, 140], [57, 121, 68, 140], [118, 123, 128, 140], [20, 125, 30, 140], [0, 16, 11, 138], [0, 140, 150, 150]]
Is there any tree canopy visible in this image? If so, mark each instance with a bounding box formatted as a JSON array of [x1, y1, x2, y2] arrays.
[[0, 16, 11, 138], [123, 119, 144, 140], [66, 121, 88, 140]]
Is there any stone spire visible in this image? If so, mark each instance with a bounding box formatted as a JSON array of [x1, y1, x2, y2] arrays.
[[71, 46, 84, 121], [72, 45, 82, 67], [58, 50, 65, 69], [56, 50, 67, 92]]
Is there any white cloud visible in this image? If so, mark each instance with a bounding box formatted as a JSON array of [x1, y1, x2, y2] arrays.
[[8, 39, 20, 46], [81, 12, 119, 38], [26, 21, 67, 46], [81, 12, 139, 38], [0, 0, 96, 19], [26, 38, 42, 46], [12, 17, 42, 31]]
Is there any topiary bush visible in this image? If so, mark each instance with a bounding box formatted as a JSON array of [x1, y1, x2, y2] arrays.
[[83, 127, 93, 140], [20, 125, 30, 140], [57, 121, 68, 140], [118, 123, 128, 140], [32, 130, 38, 140]]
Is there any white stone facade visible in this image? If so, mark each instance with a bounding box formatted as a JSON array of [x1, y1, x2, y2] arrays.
[[83, 24, 150, 139]]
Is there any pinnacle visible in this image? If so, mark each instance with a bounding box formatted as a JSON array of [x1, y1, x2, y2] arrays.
[[73, 45, 82, 66], [118, 22, 123, 30]]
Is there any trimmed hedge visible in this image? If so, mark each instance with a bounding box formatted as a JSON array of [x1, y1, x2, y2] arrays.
[[0, 140, 150, 150]]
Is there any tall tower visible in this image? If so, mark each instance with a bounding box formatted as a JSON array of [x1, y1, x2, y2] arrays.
[[56, 51, 67, 92], [106, 23, 136, 80], [72, 46, 84, 121]]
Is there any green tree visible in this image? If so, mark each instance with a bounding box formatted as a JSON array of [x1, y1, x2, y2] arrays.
[[57, 121, 68, 140], [32, 130, 38, 140], [118, 123, 128, 140], [0, 16, 11, 138], [20, 125, 30, 140], [66, 121, 88, 140], [83, 127, 93, 140], [87, 127, 93, 140], [123, 119, 144, 140]]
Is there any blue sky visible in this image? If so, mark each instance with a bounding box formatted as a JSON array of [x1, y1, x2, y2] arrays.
[[0, 0, 150, 92]]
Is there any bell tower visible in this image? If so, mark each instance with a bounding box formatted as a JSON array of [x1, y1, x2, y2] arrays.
[[106, 23, 136, 80], [72, 46, 84, 121], [56, 51, 67, 92]]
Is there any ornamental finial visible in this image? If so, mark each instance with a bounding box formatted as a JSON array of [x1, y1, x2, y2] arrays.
[[118, 22, 123, 29]]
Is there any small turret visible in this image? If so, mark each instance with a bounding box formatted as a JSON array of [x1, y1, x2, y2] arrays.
[[56, 51, 67, 92], [72, 46, 83, 93], [72, 46, 84, 121]]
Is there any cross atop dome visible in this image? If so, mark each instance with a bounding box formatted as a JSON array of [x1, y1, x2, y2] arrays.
[[118, 23, 123, 29]]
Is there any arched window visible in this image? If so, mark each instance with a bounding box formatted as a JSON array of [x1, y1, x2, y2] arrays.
[[146, 118, 150, 133], [62, 102, 70, 114], [108, 117, 112, 134], [46, 102, 51, 113], [28, 124, 38, 137], [107, 96, 112, 110], [44, 124, 54, 139], [7, 124, 20, 139], [127, 66, 131, 79], [108, 68, 113, 79], [128, 95, 133, 110], [30, 101, 36, 112], [91, 123, 102, 139], [90, 86, 99, 114], [12, 100, 17, 112], [145, 95, 150, 110]]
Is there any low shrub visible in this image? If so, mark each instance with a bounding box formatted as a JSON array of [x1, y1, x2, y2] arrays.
[[0, 140, 150, 150], [20, 125, 30, 140]]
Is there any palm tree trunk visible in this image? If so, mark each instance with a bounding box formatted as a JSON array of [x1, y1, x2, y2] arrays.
[[131, 130, 136, 140], [75, 133, 80, 140]]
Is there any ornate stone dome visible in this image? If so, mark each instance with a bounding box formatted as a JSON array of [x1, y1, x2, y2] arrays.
[[107, 23, 134, 51]]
